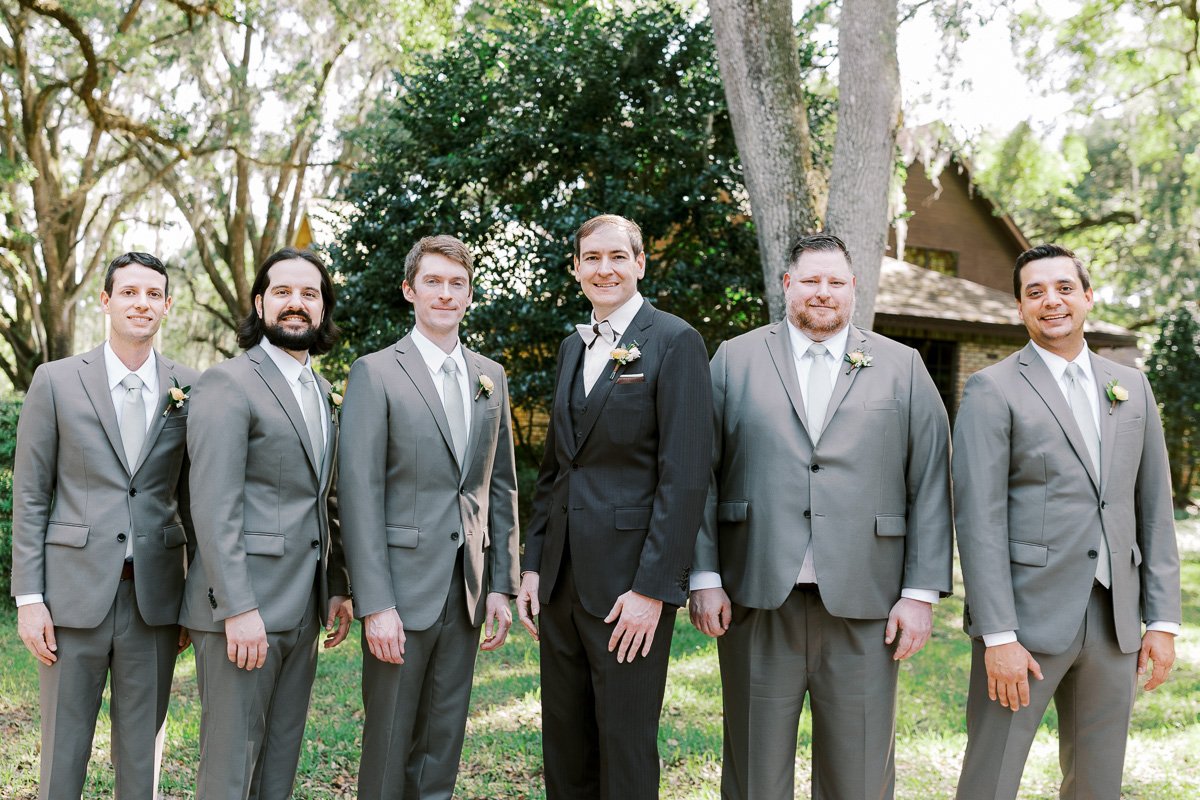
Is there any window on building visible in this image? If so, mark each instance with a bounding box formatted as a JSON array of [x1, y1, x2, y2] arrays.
[[905, 247, 959, 276], [890, 336, 958, 418]]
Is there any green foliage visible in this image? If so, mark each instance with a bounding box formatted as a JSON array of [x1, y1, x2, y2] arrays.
[[0, 396, 21, 606], [1148, 305, 1200, 507], [332, 0, 838, 457]]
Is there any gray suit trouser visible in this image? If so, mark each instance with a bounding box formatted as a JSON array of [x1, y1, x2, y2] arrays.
[[718, 585, 899, 800], [192, 587, 320, 800], [38, 577, 178, 800], [358, 551, 478, 800], [956, 583, 1138, 800]]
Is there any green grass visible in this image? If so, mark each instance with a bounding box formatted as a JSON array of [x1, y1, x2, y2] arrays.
[[2, 520, 1198, 799]]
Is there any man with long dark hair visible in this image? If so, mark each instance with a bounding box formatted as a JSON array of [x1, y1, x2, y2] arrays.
[[180, 247, 353, 800]]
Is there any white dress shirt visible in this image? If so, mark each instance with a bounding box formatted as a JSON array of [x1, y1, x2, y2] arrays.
[[982, 343, 1178, 645], [580, 292, 644, 395], [691, 322, 939, 605], [409, 327, 471, 443]]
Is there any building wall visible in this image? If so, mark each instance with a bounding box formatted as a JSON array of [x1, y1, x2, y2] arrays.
[[889, 163, 1025, 293]]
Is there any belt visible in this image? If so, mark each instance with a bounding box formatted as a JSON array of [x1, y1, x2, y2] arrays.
[[120, 559, 134, 581]]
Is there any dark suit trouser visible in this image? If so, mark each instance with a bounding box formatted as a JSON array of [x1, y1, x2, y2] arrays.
[[539, 558, 675, 800], [358, 551, 479, 800], [718, 587, 899, 800], [956, 584, 1138, 800], [192, 589, 320, 800], [38, 577, 178, 800]]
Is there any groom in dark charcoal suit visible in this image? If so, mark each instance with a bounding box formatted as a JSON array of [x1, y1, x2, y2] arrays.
[[516, 214, 712, 800]]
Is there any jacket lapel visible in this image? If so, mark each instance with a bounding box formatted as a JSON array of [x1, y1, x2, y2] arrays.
[[1092, 355, 1120, 494], [461, 350, 488, 483], [571, 300, 654, 456], [1018, 343, 1099, 490], [78, 345, 133, 474], [315, 371, 336, 490], [823, 325, 869, 427], [764, 321, 809, 431], [131, 353, 176, 475], [250, 345, 320, 478], [395, 335, 459, 467]]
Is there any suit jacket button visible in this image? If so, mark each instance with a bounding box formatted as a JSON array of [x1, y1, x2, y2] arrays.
[[571, 463, 579, 471], [117, 532, 127, 543], [803, 510, 811, 519], [460, 488, 466, 495], [1100, 500, 1108, 509], [1088, 549, 1098, 559], [451, 532, 459, 541], [810, 464, 820, 472], [310, 539, 320, 549], [561, 504, 567, 513], [129, 487, 137, 496]]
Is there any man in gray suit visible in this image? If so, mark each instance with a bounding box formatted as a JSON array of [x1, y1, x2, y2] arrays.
[[180, 247, 353, 800], [12, 251, 197, 799], [954, 243, 1181, 799], [338, 235, 520, 800], [689, 232, 953, 800]]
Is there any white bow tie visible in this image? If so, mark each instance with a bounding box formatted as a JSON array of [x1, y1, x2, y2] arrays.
[[576, 319, 618, 350]]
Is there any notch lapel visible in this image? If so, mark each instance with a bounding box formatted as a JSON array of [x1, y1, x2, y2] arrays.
[[823, 325, 869, 427], [78, 345, 132, 474], [461, 350, 488, 484], [395, 336, 459, 466], [131, 353, 176, 475], [250, 345, 320, 478], [1018, 344, 1099, 490], [570, 301, 655, 456], [764, 322, 809, 432], [1092, 355, 1120, 494], [315, 371, 337, 490]]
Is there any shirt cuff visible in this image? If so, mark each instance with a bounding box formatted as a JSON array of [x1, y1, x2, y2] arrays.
[[1146, 621, 1181, 636], [689, 570, 723, 592], [15, 593, 45, 607], [900, 588, 940, 605], [982, 630, 1019, 647]]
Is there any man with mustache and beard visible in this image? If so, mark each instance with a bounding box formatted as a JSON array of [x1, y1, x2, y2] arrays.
[[181, 248, 353, 800], [688, 232, 953, 800]]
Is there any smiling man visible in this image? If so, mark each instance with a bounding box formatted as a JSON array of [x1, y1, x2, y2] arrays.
[[953, 243, 1181, 799], [688, 232, 952, 800], [337, 235, 519, 800], [516, 214, 712, 799], [12, 252, 198, 798], [181, 247, 353, 800]]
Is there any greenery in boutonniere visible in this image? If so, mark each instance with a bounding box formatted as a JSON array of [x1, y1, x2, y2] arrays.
[[162, 377, 190, 417]]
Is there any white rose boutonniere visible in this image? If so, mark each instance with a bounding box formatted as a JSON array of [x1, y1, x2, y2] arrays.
[[328, 388, 343, 421], [609, 341, 641, 380], [475, 374, 495, 401], [1104, 378, 1128, 415], [843, 348, 873, 375], [162, 377, 190, 417]]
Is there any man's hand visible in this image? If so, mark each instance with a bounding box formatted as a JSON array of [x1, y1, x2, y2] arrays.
[[17, 603, 57, 666], [604, 590, 663, 663], [984, 641, 1043, 711], [1138, 630, 1176, 691], [688, 587, 731, 638], [324, 595, 354, 649], [364, 608, 406, 664], [884, 598, 933, 660], [480, 592, 513, 652], [177, 627, 192, 655], [516, 572, 540, 641], [224, 609, 269, 670]]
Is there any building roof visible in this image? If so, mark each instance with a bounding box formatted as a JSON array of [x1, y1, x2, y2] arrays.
[[875, 258, 1138, 348]]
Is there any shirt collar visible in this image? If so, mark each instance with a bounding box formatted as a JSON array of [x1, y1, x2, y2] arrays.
[[1030, 340, 1094, 384], [410, 326, 466, 376], [590, 292, 644, 344], [259, 338, 310, 386], [785, 319, 851, 364], [104, 341, 158, 393]]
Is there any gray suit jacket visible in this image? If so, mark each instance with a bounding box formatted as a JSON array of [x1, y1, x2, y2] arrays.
[[180, 344, 348, 634], [692, 323, 953, 618], [954, 343, 1181, 655], [337, 336, 520, 630], [11, 344, 198, 628]]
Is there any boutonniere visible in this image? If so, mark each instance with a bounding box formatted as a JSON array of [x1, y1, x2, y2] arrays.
[[1104, 378, 1128, 414], [162, 377, 190, 417], [328, 388, 343, 420], [475, 374, 495, 401], [609, 341, 641, 380], [844, 348, 873, 375]]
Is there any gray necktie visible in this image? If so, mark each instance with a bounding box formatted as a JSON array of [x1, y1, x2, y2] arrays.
[[806, 343, 833, 443], [1065, 362, 1110, 586], [442, 357, 467, 465], [120, 374, 146, 469], [298, 370, 325, 462]]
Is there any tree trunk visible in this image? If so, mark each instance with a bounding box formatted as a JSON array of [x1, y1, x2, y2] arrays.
[[825, 0, 901, 330], [709, 0, 819, 321]]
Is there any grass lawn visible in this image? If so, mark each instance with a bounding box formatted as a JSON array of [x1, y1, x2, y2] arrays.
[[1, 520, 1197, 799]]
